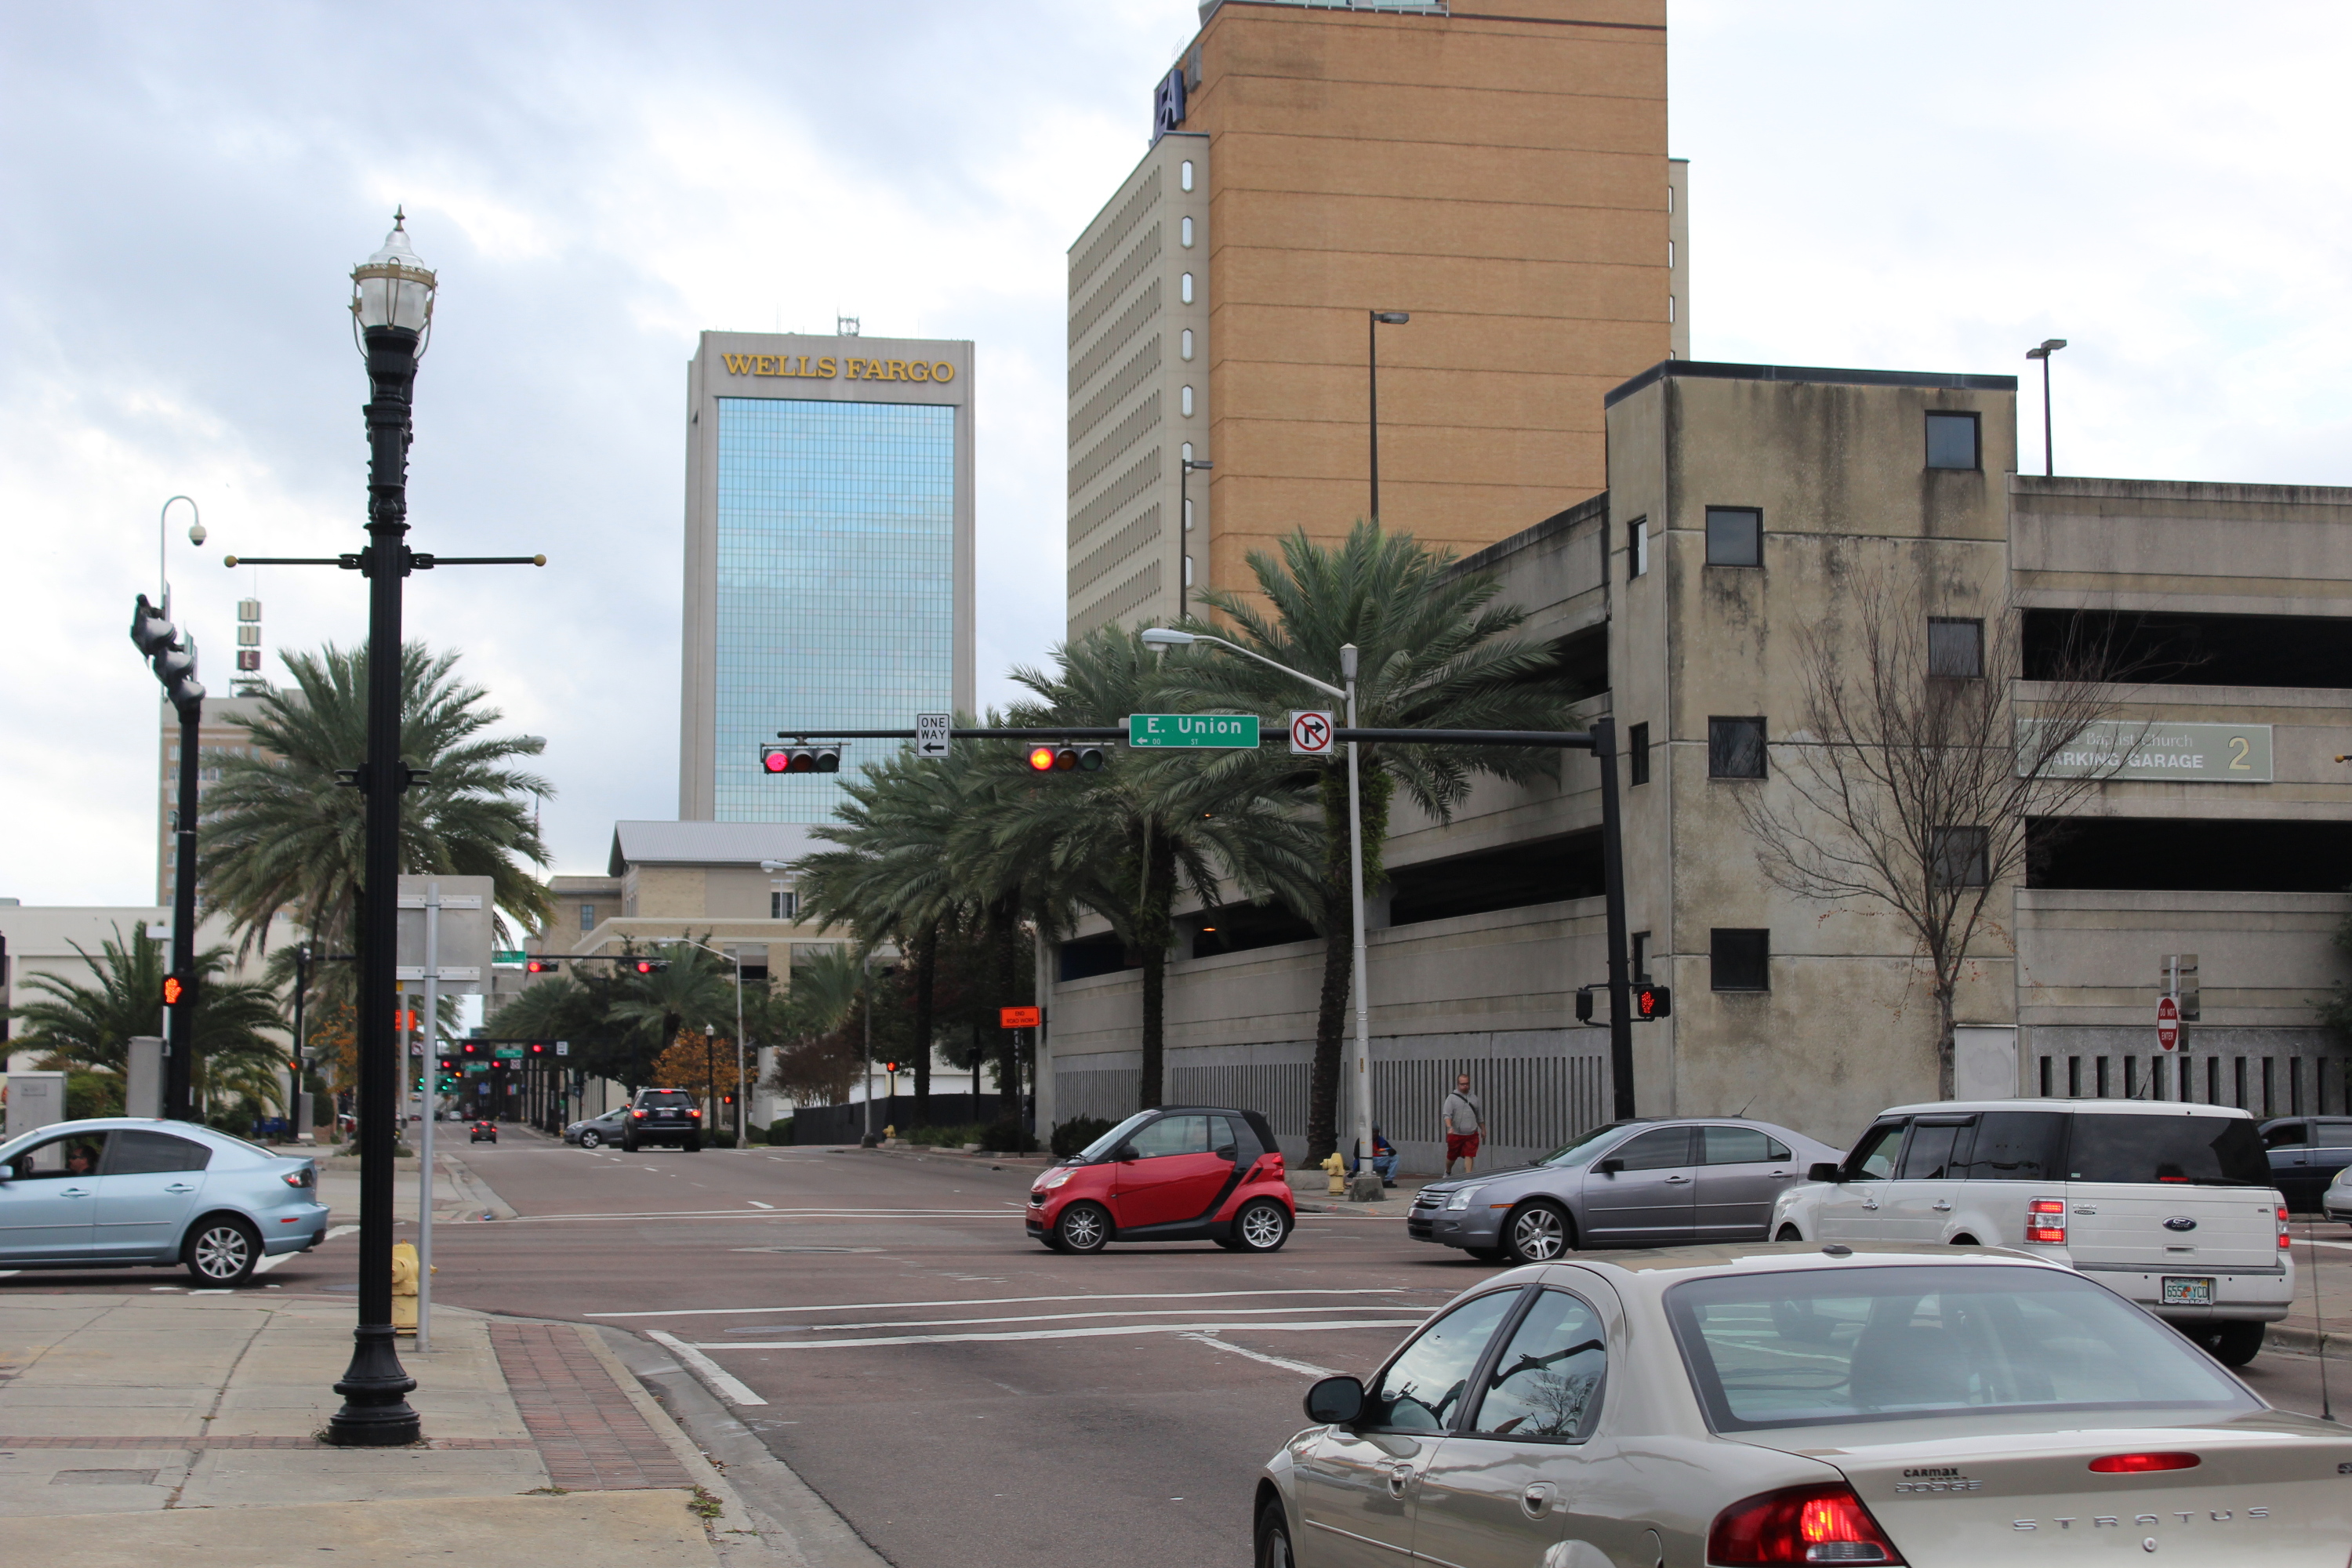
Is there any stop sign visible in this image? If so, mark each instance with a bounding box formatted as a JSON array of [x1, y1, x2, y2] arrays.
[[2157, 993, 2181, 1052]]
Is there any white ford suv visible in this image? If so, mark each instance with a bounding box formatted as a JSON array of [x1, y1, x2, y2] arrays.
[[1773, 1098, 2292, 1366]]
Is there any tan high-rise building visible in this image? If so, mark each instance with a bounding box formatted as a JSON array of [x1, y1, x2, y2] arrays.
[[1065, 0, 1682, 636]]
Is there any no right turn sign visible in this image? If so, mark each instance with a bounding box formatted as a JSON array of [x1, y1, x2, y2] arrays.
[[1289, 710, 1336, 757]]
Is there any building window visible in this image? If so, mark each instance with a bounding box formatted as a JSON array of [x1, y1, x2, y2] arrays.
[[1628, 722, 1650, 786], [1184, 496, 1194, 530], [1927, 616, 1984, 678], [1926, 411, 1980, 470], [1181, 328, 1194, 361], [1632, 930, 1650, 981], [771, 890, 798, 920], [1668, 293, 1675, 322], [1626, 513, 1647, 579], [1181, 216, 1194, 248], [1704, 506, 1762, 567], [1711, 928, 1770, 992], [1181, 384, 1195, 417], [579, 904, 596, 932], [1183, 554, 1194, 586], [1667, 240, 1675, 267], [1180, 272, 1195, 305], [1933, 826, 1989, 888], [1180, 159, 1194, 192], [1706, 717, 1766, 779], [1180, 441, 1192, 463]]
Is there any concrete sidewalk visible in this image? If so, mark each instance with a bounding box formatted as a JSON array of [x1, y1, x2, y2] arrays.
[[0, 1290, 878, 1567]]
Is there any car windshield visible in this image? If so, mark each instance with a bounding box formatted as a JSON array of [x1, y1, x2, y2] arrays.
[[1077, 1112, 1157, 1163], [1665, 1265, 2257, 1433], [2067, 1113, 2270, 1186], [1537, 1123, 1636, 1168]]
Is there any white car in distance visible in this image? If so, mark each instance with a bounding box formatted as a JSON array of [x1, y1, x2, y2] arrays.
[[1773, 1099, 2292, 1366]]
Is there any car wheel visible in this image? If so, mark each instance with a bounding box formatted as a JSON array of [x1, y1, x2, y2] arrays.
[[1776, 1223, 1803, 1243], [1254, 1497, 1297, 1568], [1056, 1202, 1112, 1254], [621, 1136, 637, 1152], [2187, 1320, 2266, 1368], [185, 1215, 260, 1287], [1232, 1200, 1292, 1253], [1502, 1200, 1572, 1265], [580, 1131, 601, 1149]]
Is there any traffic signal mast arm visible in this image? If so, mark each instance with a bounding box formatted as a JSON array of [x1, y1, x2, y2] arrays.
[[771, 726, 1595, 746]]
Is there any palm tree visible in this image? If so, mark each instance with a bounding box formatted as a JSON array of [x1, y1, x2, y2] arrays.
[[1171, 521, 1581, 1157], [4, 923, 286, 1106], [985, 626, 1320, 1111], [200, 641, 555, 960], [608, 941, 738, 1092]]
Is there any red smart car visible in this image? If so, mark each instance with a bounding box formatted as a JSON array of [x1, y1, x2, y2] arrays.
[[1027, 1105, 1293, 1254]]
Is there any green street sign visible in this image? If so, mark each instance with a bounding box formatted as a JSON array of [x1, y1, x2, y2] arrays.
[[493, 949, 526, 965], [1127, 713, 1261, 749], [463, 1062, 489, 1074], [493, 1046, 524, 1060]]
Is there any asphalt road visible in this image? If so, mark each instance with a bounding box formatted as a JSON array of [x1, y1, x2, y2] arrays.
[[427, 1134, 1474, 1568]]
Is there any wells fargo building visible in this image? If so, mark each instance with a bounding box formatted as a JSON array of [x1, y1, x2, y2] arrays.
[[1065, 0, 1684, 636], [679, 331, 976, 822]]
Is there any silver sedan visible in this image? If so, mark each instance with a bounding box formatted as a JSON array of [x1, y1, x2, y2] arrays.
[[0, 1116, 329, 1286], [1255, 1243, 2352, 1567], [564, 1109, 628, 1149], [1410, 1116, 1844, 1265]]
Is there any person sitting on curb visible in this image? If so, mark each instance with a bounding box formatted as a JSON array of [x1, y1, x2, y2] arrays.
[[1359, 1127, 1399, 1188]]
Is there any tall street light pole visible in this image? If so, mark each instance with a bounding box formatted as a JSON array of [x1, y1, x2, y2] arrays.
[[327, 212, 435, 1448], [1367, 310, 1409, 524], [2026, 338, 2067, 477], [1178, 456, 1211, 620], [1140, 626, 1374, 1161]]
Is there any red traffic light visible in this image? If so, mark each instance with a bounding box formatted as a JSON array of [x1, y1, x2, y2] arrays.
[[627, 958, 670, 975], [882, 1061, 902, 1074], [162, 973, 188, 1007], [1027, 745, 1105, 774], [528, 1042, 546, 1054], [526, 957, 557, 974], [1025, 745, 1057, 772], [762, 743, 840, 775]]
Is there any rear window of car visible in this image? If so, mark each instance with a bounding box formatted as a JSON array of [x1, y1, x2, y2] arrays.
[[1665, 1265, 2256, 1433], [2066, 1113, 2270, 1186], [638, 1092, 694, 1108]]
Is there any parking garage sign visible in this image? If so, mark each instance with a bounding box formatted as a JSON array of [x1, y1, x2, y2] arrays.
[[2022, 720, 2272, 782]]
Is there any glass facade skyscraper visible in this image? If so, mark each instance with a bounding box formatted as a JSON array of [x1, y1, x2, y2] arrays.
[[681, 332, 975, 824], [713, 399, 956, 821]]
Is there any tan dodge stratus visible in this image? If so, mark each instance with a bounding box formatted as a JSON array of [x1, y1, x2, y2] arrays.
[[1253, 1244, 2350, 1566]]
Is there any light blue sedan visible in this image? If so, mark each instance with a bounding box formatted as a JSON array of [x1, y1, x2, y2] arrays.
[[0, 1117, 331, 1286]]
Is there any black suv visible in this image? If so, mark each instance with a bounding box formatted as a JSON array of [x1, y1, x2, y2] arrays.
[[623, 1088, 703, 1152]]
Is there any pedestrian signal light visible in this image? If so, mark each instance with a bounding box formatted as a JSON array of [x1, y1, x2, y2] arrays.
[[760, 743, 840, 775], [162, 973, 189, 1007], [1633, 984, 1671, 1022], [1573, 985, 1594, 1025], [1027, 745, 1106, 774]]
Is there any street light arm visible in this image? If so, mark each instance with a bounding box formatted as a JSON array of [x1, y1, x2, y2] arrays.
[[1187, 633, 1348, 702]]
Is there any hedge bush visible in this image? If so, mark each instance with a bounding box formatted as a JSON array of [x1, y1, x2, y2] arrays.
[[1051, 1115, 1113, 1159]]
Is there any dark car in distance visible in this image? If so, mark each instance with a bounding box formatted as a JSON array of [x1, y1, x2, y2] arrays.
[[469, 1120, 498, 1144], [623, 1088, 702, 1152], [2259, 1115, 2352, 1212]]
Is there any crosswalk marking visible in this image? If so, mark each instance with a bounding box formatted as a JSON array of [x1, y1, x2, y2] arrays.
[[593, 1287, 1432, 1319], [695, 1319, 1425, 1352], [715, 1304, 1427, 1335]]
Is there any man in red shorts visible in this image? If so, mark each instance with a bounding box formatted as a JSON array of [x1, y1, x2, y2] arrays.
[[1441, 1073, 1485, 1177]]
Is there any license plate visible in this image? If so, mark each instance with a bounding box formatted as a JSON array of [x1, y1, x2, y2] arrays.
[[2162, 1276, 2215, 1306]]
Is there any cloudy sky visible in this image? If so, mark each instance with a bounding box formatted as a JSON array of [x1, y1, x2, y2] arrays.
[[5, 1, 2346, 905]]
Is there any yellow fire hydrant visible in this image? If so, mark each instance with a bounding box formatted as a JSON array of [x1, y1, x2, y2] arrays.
[[1320, 1151, 1348, 1196], [392, 1241, 419, 1335]]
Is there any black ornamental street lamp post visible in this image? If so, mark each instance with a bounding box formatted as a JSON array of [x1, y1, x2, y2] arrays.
[[325, 212, 437, 1446]]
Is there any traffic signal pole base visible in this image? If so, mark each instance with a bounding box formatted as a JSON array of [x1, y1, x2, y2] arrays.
[[325, 1323, 421, 1446]]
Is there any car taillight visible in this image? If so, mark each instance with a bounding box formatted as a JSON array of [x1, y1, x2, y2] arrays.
[[2089, 1452, 2199, 1474], [689, 1108, 701, 1118], [1709, 1483, 1906, 1565], [633, 1109, 648, 1119], [2025, 1197, 2067, 1245], [281, 1169, 310, 1189], [2281, 1205, 2293, 1250]]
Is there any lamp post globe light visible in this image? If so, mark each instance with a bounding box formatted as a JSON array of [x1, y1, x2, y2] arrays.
[[326, 211, 434, 1448]]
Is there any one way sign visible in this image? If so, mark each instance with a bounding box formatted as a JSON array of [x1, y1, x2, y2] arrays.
[[916, 713, 952, 759], [1289, 710, 1336, 757]]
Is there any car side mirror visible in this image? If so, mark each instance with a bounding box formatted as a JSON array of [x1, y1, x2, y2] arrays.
[[1303, 1375, 1365, 1426], [1112, 1145, 1139, 1163], [1808, 1162, 1845, 1183], [1595, 1157, 1624, 1175]]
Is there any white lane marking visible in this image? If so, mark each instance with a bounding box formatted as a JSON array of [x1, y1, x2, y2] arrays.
[[324, 1225, 361, 1242], [591, 1287, 1430, 1319], [1182, 1333, 1340, 1378], [697, 1319, 1422, 1352], [647, 1330, 769, 1406], [0, 1271, 18, 1278], [253, 1252, 296, 1275], [746, 1201, 775, 1210], [720, 1305, 1427, 1334]]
